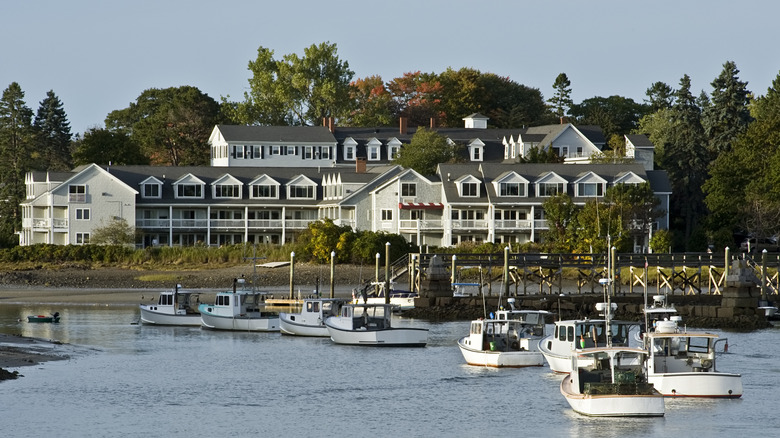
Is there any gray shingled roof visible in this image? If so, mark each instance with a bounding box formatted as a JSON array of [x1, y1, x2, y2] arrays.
[[217, 125, 336, 144], [626, 134, 654, 148]]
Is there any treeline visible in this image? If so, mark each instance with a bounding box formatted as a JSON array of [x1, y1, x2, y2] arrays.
[[2, 41, 778, 251]]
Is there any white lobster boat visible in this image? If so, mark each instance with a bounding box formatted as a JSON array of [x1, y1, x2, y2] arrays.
[[560, 346, 664, 417], [198, 278, 279, 332], [325, 303, 428, 347], [643, 327, 742, 397], [279, 298, 348, 336], [139, 285, 201, 326], [458, 300, 550, 367]]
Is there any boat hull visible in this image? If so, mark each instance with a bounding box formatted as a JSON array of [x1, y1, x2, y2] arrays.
[[649, 372, 743, 398], [200, 312, 280, 332], [26, 316, 60, 323], [458, 337, 543, 367], [279, 313, 328, 337], [325, 323, 428, 347], [560, 375, 664, 417], [139, 307, 202, 326]]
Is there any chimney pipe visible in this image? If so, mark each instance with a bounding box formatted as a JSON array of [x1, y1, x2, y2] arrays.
[[399, 117, 408, 135], [356, 157, 367, 173]]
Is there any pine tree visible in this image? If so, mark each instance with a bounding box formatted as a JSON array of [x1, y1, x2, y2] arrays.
[[549, 73, 573, 119], [702, 61, 752, 155], [662, 75, 709, 250], [33, 90, 73, 171], [0, 82, 34, 246], [645, 81, 675, 111]]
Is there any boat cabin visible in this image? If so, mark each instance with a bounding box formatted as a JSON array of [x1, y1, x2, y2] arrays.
[[570, 348, 654, 395], [551, 319, 634, 351], [339, 304, 392, 330], [468, 319, 536, 352], [646, 332, 723, 374]]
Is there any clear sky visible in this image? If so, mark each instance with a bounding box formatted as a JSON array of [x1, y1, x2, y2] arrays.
[[2, 0, 778, 135]]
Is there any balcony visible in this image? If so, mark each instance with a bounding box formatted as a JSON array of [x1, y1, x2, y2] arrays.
[[451, 219, 489, 230], [494, 219, 532, 230], [24, 218, 69, 229], [398, 219, 443, 231]]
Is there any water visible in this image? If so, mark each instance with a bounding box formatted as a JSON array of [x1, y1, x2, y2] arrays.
[[1, 302, 779, 437]]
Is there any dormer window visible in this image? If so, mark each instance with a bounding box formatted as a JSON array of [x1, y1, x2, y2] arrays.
[[249, 174, 280, 199], [499, 182, 522, 196], [173, 174, 205, 199], [140, 177, 162, 199], [539, 182, 564, 197], [214, 184, 240, 198], [461, 182, 478, 197], [289, 185, 314, 199], [577, 182, 604, 197]]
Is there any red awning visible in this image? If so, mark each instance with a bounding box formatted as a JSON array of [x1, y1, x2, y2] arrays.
[[398, 202, 444, 210]]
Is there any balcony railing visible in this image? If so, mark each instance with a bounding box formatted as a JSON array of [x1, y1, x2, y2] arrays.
[[24, 218, 68, 229], [494, 219, 533, 230], [398, 219, 443, 231], [451, 219, 489, 230]]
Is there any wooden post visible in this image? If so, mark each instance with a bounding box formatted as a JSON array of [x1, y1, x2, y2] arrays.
[[451, 255, 457, 284], [375, 253, 380, 296], [289, 251, 295, 300], [330, 251, 336, 298], [503, 246, 510, 298], [385, 242, 391, 305]]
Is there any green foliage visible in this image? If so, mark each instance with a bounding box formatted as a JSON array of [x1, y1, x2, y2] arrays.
[[32, 90, 72, 171], [105, 86, 220, 166], [541, 193, 577, 253], [569, 95, 650, 141], [549, 73, 573, 118], [649, 229, 673, 253], [394, 127, 459, 175], [521, 145, 565, 163], [232, 42, 354, 126], [645, 81, 675, 111], [72, 128, 147, 166], [0, 82, 34, 246], [89, 218, 136, 246], [302, 218, 354, 263], [703, 61, 752, 155]]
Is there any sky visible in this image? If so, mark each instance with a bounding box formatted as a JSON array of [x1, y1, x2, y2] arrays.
[[2, 0, 779, 136]]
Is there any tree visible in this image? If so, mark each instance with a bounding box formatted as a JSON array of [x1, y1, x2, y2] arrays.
[[662, 75, 709, 250], [521, 146, 565, 163], [704, 71, 780, 239], [702, 61, 752, 155], [645, 81, 675, 111], [32, 90, 72, 171], [302, 218, 354, 263], [569, 95, 650, 141], [0, 82, 34, 246], [387, 71, 443, 127], [541, 193, 577, 253], [549, 73, 573, 118], [437, 67, 549, 128], [393, 127, 460, 175], [231, 42, 354, 126], [344, 75, 396, 127], [71, 128, 148, 166], [90, 218, 136, 245], [105, 86, 220, 166]]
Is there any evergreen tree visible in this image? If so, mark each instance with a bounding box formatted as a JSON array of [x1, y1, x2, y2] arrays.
[[702, 61, 752, 155], [0, 82, 34, 246], [645, 81, 675, 111], [33, 90, 72, 171], [549, 73, 573, 118], [662, 75, 709, 250]]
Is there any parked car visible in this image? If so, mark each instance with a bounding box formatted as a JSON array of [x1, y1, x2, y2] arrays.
[[740, 236, 780, 253]]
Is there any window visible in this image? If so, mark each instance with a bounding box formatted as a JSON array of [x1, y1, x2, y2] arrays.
[[289, 185, 314, 199], [345, 146, 355, 160], [461, 182, 478, 197], [539, 183, 564, 197], [76, 232, 90, 244], [368, 146, 379, 160], [304, 147, 313, 159], [578, 183, 604, 197], [381, 209, 393, 221], [401, 183, 416, 197], [271, 146, 280, 155], [143, 183, 160, 198], [75, 208, 90, 220], [321, 147, 330, 160], [287, 146, 295, 155], [389, 146, 399, 160], [215, 184, 240, 198], [499, 182, 522, 196], [234, 145, 244, 159], [472, 147, 481, 161], [69, 185, 86, 202], [252, 185, 277, 199], [177, 184, 202, 198]]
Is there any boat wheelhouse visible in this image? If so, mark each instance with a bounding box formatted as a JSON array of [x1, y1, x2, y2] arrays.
[[280, 298, 348, 336], [139, 285, 201, 326], [198, 278, 279, 332], [325, 303, 428, 347]]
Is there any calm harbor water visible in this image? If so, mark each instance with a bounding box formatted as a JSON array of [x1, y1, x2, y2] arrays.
[[0, 300, 779, 437]]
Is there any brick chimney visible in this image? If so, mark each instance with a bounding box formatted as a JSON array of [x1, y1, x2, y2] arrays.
[[430, 117, 436, 129], [399, 117, 408, 135], [329, 116, 335, 133], [356, 157, 367, 173]]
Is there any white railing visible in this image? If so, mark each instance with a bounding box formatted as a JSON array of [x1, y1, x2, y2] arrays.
[[399, 219, 443, 230], [494, 219, 533, 230], [533, 219, 549, 229], [24, 218, 68, 229], [247, 219, 284, 229], [451, 219, 489, 230]]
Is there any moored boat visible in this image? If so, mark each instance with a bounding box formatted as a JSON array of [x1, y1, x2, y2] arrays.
[[27, 312, 60, 323], [643, 327, 742, 397], [458, 299, 550, 367], [198, 278, 280, 332], [560, 346, 664, 417], [352, 283, 418, 311], [139, 285, 201, 326], [325, 303, 428, 347], [280, 297, 348, 336]]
